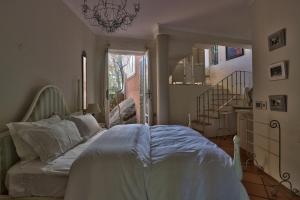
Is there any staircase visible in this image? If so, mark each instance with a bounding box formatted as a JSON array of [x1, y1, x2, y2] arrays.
[[193, 71, 252, 136]]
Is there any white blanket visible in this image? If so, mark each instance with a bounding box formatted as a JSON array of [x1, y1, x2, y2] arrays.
[[148, 125, 249, 200], [65, 125, 249, 200], [64, 124, 150, 200], [42, 131, 106, 175]]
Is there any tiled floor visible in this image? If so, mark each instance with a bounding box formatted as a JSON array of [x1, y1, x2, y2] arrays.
[[210, 136, 300, 200]]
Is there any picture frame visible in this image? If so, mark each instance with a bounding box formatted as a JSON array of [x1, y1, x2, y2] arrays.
[[269, 61, 288, 81], [226, 47, 244, 60], [268, 28, 286, 51], [269, 95, 287, 112]]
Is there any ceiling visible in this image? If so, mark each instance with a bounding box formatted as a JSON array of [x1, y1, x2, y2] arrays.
[[63, 0, 254, 40]]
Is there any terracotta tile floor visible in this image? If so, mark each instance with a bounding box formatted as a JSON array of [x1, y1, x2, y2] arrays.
[[210, 136, 300, 200]]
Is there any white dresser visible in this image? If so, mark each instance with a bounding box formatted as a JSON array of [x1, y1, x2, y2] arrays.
[[236, 109, 253, 152]]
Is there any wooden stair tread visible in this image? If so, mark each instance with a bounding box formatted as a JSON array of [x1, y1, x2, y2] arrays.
[[211, 98, 242, 101], [197, 115, 219, 119], [210, 103, 235, 106], [191, 120, 212, 125], [204, 109, 216, 111]]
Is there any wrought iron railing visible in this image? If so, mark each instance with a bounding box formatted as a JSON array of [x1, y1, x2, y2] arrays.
[[196, 71, 252, 127]]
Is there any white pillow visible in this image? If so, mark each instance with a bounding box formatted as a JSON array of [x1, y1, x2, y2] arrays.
[[19, 120, 83, 162], [6, 115, 61, 161], [70, 114, 100, 139]]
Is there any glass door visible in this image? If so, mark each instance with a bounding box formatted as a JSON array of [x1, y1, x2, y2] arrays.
[[142, 51, 152, 125]]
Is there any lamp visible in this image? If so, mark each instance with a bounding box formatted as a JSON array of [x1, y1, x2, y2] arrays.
[[82, 0, 140, 33], [86, 103, 101, 116]]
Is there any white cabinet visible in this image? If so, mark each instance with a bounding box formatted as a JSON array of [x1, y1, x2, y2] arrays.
[[236, 109, 253, 152]]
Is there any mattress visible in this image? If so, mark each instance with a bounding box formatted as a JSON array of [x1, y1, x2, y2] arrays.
[[6, 130, 106, 198]]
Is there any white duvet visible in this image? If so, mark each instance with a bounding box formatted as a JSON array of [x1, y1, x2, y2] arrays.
[[42, 130, 106, 175], [64, 124, 249, 200], [148, 125, 249, 200], [64, 124, 150, 200]]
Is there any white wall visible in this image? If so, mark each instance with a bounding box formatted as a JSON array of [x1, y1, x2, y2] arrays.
[[169, 85, 209, 125], [209, 46, 252, 85], [170, 45, 252, 86], [93, 30, 254, 124], [0, 0, 254, 130], [252, 0, 300, 189], [0, 0, 96, 131]]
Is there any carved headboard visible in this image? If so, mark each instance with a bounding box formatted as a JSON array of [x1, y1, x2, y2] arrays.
[[0, 85, 70, 194]]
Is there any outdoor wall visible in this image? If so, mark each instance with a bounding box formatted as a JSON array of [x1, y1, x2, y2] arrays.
[[169, 85, 209, 125], [252, 0, 300, 190], [0, 0, 96, 131], [95, 37, 155, 123], [209, 46, 252, 85], [125, 56, 142, 123]]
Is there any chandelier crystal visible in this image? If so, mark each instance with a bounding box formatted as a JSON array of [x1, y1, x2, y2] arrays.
[[82, 0, 140, 33]]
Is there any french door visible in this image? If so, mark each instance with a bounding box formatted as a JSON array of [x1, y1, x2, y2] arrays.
[[104, 49, 152, 127], [104, 48, 110, 127], [142, 51, 152, 125]]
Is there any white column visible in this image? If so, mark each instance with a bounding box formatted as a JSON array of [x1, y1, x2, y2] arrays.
[[156, 34, 169, 124]]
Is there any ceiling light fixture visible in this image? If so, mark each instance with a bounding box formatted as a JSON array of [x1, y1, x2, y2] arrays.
[[82, 0, 140, 33]]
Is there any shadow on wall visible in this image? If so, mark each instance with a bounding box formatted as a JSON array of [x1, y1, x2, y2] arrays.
[[169, 84, 210, 126]]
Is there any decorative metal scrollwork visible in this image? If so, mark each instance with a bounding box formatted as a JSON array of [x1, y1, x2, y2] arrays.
[[245, 152, 264, 172], [269, 120, 280, 128], [244, 119, 299, 197], [269, 120, 299, 197]]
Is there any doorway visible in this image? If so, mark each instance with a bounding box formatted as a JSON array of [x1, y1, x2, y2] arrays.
[[105, 50, 151, 127]]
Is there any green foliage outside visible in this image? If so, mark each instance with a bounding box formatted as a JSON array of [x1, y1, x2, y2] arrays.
[[108, 53, 132, 109]]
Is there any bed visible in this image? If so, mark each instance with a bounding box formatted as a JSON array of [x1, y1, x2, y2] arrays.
[[0, 85, 248, 200], [6, 131, 105, 198]]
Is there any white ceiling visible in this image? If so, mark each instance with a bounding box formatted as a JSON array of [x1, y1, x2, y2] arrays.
[[63, 0, 253, 40]]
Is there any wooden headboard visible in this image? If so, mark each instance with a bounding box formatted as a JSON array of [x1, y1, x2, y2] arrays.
[[0, 85, 70, 194]]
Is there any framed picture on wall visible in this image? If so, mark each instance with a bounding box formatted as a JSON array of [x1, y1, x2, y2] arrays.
[[269, 61, 288, 81], [268, 28, 286, 51], [269, 95, 287, 112], [226, 47, 244, 60]]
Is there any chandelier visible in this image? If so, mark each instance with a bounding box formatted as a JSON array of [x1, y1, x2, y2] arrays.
[[82, 0, 140, 33]]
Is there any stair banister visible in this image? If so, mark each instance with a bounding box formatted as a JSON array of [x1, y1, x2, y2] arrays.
[[194, 71, 252, 133]]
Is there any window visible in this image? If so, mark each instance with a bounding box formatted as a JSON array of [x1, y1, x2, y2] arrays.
[[210, 45, 219, 65], [204, 49, 210, 68], [124, 55, 136, 78], [82, 51, 87, 111]]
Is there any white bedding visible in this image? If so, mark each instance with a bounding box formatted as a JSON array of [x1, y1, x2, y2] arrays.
[[65, 124, 249, 200], [148, 125, 249, 200], [6, 130, 106, 197], [42, 130, 106, 175], [5, 160, 67, 198], [64, 124, 150, 200], [7, 125, 249, 200]]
